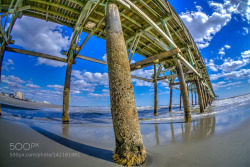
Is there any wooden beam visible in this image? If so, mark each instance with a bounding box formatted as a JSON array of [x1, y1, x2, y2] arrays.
[[124, 0, 177, 48], [130, 48, 180, 71], [28, 0, 80, 14], [157, 74, 177, 81], [76, 54, 107, 65], [0, 5, 30, 18], [5, 47, 69, 63], [170, 80, 195, 86]]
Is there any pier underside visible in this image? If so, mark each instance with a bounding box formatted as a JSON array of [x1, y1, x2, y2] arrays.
[[0, 0, 216, 166]]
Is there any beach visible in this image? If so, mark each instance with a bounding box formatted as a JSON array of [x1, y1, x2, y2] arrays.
[[0, 94, 249, 167]]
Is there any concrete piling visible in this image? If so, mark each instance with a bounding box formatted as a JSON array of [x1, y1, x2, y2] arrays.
[[176, 59, 192, 122], [105, 2, 146, 166], [0, 44, 6, 117], [154, 64, 158, 116], [169, 84, 173, 112], [195, 78, 205, 113], [62, 52, 74, 123]]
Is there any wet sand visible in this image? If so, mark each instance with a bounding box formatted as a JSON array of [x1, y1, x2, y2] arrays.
[[0, 116, 249, 167], [0, 94, 250, 166]]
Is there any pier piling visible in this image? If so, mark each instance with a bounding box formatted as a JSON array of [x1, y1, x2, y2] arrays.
[[154, 64, 158, 116], [180, 92, 182, 110], [0, 43, 6, 117], [191, 90, 193, 106], [169, 84, 173, 112], [62, 52, 74, 123], [195, 78, 205, 113], [105, 2, 146, 166], [195, 91, 197, 105], [176, 59, 192, 122]]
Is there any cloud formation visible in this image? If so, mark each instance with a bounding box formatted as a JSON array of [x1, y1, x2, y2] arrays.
[[12, 16, 70, 67], [180, 0, 250, 49]]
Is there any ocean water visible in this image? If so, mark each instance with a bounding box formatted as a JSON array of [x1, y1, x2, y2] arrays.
[[1, 93, 250, 149]]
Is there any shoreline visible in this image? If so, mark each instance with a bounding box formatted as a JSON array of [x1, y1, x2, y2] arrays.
[[0, 115, 249, 166], [0, 95, 61, 110], [0, 94, 249, 166]]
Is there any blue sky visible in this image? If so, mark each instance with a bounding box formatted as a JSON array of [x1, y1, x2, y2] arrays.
[[1, 0, 250, 106]]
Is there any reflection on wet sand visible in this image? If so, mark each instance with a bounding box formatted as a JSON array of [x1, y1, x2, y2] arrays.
[[153, 116, 216, 145], [181, 116, 216, 143], [154, 124, 160, 145], [170, 123, 176, 144], [62, 123, 69, 137]]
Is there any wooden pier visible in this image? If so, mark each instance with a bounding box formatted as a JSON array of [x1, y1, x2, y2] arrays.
[[0, 0, 216, 165]]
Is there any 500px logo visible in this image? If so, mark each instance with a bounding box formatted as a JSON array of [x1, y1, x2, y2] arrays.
[[10, 143, 39, 151]]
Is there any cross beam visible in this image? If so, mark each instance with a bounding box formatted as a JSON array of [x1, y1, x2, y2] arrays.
[[130, 48, 180, 71]]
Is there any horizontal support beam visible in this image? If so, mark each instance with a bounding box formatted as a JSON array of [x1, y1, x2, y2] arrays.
[[130, 48, 180, 71], [1, 5, 30, 18], [157, 74, 177, 81], [170, 80, 195, 86], [163, 66, 175, 72], [67, 52, 154, 83], [5, 47, 69, 63], [76, 54, 107, 65], [131, 75, 153, 82]]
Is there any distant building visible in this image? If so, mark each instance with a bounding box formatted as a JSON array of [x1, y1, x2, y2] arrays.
[[44, 101, 50, 104], [15, 91, 24, 100]]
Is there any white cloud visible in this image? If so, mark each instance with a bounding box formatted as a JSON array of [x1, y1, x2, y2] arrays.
[[209, 0, 250, 22], [131, 68, 154, 87], [180, 6, 231, 49], [70, 70, 110, 96], [131, 68, 154, 79], [102, 89, 109, 93], [210, 68, 250, 80], [88, 92, 109, 97], [243, 27, 249, 35], [212, 81, 242, 90], [25, 83, 40, 89], [219, 58, 250, 72], [47, 84, 64, 90], [2, 75, 25, 88], [102, 54, 107, 61], [219, 47, 226, 56], [207, 59, 218, 72], [12, 16, 70, 67], [180, 0, 250, 49], [2, 59, 14, 71], [132, 79, 153, 87], [224, 45, 231, 49], [241, 50, 250, 58], [218, 45, 231, 58], [219, 49, 250, 71]]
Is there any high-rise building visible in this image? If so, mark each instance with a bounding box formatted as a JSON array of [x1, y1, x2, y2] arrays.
[[15, 91, 24, 100]]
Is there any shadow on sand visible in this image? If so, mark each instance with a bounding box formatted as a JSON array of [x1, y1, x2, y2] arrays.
[[27, 123, 113, 162]]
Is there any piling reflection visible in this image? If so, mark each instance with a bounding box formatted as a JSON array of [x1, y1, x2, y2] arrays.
[[62, 123, 69, 137], [152, 116, 216, 145], [181, 116, 216, 143], [154, 124, 160, 145]]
